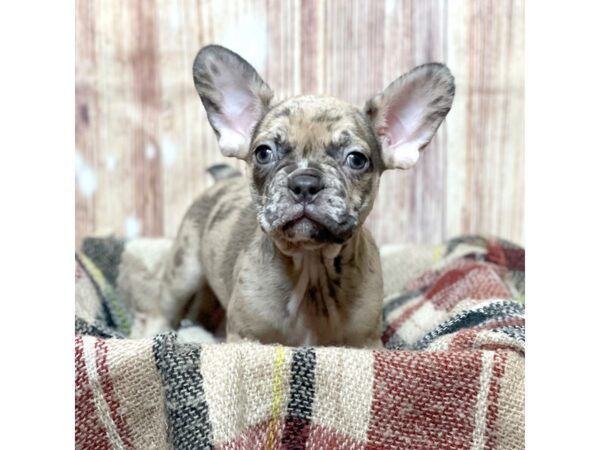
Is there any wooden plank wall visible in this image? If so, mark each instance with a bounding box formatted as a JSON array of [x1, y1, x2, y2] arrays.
[[75, 0, 524, 247]]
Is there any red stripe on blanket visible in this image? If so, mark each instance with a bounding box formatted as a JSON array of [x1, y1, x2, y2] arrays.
[[382, 262, 514, 345], [425, 262, 512, 309], [306, 423, 365, 449], [486, 243, 525, 272], [367, 351, 482, 449], [95, 339, 134, 449], [75, 336, 111, 450], [282, 417, 311, 449], [214, 419, 366, 449], [484, 352, 508, 448], [214, 418, 279, 450], [485, 352, 506, 449], [448, 329, 479, 351], [381, 297, 427, 345], [405, 258, 504, 292]]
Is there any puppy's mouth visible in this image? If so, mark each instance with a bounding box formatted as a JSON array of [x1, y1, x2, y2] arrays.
[[282, 213, 322, 236], [279, 206, 354, 244]]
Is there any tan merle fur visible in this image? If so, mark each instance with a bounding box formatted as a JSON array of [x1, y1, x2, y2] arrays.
[[147, 45, 454, 347]]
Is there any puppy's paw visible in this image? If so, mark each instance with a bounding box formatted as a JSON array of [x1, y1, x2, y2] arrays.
[[177, 324, 217, 344], [129, 315, 171, 338]]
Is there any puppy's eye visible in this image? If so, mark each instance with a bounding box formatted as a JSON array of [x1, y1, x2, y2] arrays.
[[345, 151, 369, 171], [254, 144, 274, 164]]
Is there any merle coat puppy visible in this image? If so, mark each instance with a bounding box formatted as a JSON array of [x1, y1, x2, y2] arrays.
[[146, 45, 454, 347]]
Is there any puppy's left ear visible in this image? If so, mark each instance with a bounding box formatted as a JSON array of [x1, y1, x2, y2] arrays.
[[364, 63, 455, 170], [193, 45, 274, 159]]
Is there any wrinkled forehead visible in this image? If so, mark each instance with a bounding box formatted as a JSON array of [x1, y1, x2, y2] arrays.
[[252, 96, 380, 157]]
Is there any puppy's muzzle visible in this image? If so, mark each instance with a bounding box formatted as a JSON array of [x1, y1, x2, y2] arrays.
[[288, 169, 324, 203]]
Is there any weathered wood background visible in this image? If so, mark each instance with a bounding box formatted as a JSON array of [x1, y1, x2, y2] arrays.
[[75, 0, 524, 247]]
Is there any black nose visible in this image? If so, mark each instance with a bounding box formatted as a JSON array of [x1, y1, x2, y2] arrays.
[[288, 171, 325, 203]]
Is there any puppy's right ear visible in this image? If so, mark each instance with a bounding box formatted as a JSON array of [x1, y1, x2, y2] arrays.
[[193, 45, 274, 159]]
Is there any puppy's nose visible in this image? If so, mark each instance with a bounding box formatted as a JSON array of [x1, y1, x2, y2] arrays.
[[288, 172, 324, 203]]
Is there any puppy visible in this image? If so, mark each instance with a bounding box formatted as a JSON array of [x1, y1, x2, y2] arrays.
[[156, 45, 454, 347]]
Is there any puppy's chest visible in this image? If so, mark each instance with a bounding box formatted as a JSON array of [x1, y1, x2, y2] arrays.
[[282, 253, 347, 345]]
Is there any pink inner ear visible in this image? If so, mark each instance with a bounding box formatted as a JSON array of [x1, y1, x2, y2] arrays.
[[382, 81, 431, 148], [375, 78, 439, 170], [221, 92, 257, 136], [209, 73, 261, 158], [214, 71, 259, 138]]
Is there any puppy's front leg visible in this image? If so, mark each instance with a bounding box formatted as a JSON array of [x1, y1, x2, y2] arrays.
[[224, 292, 251, 344], [158, 219, 204, 330]]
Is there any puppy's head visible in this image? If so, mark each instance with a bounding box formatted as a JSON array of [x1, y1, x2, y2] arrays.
[[193, 45, 454, 252]]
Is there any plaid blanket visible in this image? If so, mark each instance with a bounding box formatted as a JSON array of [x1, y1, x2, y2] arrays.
[[75, 235, 524, 449]]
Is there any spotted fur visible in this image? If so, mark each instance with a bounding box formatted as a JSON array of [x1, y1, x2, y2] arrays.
[[154, 45, 455, 347]]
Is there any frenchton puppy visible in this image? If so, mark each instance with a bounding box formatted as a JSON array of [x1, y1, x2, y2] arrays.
[[150, 45, 454, 347]]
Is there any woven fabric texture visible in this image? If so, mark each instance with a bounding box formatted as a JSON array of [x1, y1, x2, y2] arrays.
[[75, 235, 525, 449]]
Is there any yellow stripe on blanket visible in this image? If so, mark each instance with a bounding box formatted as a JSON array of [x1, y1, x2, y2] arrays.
[[267, 346, 286, 450], [78, 252, 131, 335]]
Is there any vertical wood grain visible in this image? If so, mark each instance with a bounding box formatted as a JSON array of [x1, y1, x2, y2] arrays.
[[131, 0, 164, 237], [75, 0, 524, 247], [75, 0, 97, 241], [446, 0, 524, 242]]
